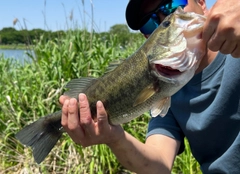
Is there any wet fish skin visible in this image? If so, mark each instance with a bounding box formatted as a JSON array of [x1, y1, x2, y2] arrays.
[[15, 7, 206, 164]]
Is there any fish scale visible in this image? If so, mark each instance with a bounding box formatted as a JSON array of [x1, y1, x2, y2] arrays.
[[15, 7, 206, 164]]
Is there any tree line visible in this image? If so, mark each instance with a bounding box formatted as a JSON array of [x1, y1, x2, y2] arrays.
[[0, 24, 143, 47], [0, 27, 69, 45]]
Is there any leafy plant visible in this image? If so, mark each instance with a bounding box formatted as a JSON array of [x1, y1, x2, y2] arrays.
[[0, 20, 200, 174]]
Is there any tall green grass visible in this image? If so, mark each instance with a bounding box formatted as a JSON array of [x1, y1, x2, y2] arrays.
[[0, 29, 201, 173]]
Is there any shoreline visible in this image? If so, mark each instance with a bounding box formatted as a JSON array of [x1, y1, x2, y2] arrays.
[[0, 44, 33, 50]]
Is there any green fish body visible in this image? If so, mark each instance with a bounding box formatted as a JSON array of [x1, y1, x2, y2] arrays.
[[16, 7, 206, 164]]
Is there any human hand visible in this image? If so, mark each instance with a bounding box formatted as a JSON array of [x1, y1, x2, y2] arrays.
[[59, 93, 124, 147], [202, 0, 240, 58]]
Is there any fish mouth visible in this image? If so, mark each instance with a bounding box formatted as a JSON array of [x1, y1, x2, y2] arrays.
[[152, 49, 197, 78], [155, 64, 182, 76]]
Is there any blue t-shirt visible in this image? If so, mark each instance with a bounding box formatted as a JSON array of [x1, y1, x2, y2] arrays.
[[147, 52, 240, 173]]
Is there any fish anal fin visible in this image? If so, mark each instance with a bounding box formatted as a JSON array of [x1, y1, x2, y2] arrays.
[[133, 84, 156, 107], [150, 97, 171, 117]]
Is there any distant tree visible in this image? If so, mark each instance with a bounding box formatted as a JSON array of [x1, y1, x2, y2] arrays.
[[1, 27, 16, 33], [0, 26, 144, 47], [109, 24, 130, 34], [109, 24, 131, 47], [0, 27, 51, 45], [0, 27, 23, 44]]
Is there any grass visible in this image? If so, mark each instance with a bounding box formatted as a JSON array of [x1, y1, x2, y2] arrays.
[[0, 29, 201, 174], [0, 29, 146, 174], [172, 138, 201, 174], [0, 44, 32, 50], [0, 1, 201, 173]]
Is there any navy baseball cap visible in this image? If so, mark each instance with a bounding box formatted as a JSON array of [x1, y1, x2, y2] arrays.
[[125, 0, 162, 30]]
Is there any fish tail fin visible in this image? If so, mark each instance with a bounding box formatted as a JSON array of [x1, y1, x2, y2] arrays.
[[15, 111, 63, 164]]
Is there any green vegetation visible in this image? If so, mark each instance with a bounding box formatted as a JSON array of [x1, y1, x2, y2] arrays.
[[0, 28, 201, 174], [0, 27, 64, 46], [0, 24, 137, 50], [0, 44, 31, 50]]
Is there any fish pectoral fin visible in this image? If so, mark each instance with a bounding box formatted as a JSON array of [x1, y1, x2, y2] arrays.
[[150, 97, 171, 117], [64, 77, 97, 98], [133, 85, 156, 107]]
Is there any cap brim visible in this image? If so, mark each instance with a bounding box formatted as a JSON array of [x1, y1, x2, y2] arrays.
[[125, 0, 162, 30]]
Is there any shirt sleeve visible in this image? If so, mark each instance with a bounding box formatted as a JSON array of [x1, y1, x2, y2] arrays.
[[146, 109, 185, 154]]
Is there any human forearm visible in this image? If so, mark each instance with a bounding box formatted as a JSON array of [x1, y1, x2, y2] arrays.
[[107, 131, 171, 174], [60, 94, 177, 173]]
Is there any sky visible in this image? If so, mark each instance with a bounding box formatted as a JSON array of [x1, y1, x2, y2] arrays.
[[0, 0, 216, 32]]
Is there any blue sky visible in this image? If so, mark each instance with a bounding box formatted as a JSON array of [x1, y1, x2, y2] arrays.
[[0, 0, 216, 32]]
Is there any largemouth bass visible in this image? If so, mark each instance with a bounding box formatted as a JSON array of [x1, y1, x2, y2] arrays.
[[16, 7, 206, 164]]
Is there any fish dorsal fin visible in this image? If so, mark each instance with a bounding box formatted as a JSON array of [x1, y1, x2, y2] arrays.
[[150, 97, 171, 117], [104, 59, 125, 74], [64, 77, 97, 98], [133, 84, 156, 107]]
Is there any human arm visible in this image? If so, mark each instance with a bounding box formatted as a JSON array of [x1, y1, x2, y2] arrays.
[[202, 0, 240, 58], [59, 93, 180, 174], [110, 132, 180, 174]]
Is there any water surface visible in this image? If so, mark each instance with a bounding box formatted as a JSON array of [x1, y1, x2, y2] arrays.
[[0, 49, 34, 63]]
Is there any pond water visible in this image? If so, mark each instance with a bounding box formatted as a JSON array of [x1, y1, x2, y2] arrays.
[[0, 49, 34, 63]]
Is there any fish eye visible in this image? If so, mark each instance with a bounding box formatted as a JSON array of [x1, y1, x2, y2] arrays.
[[162, 21, 171, 28]]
